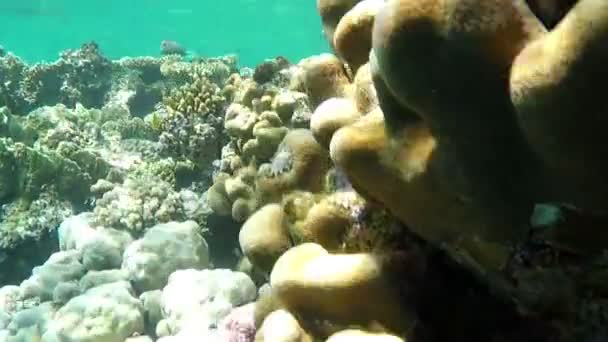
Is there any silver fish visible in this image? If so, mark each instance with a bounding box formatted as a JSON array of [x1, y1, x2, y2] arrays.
[[160, 40, 187, 56]]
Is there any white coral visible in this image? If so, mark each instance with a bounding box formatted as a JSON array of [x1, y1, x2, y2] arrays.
[[93, 176, 185, 234], [156, 268, 256, 339]]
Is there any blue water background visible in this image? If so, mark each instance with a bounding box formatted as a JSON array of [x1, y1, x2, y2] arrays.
[[0, 0, 329, 66]]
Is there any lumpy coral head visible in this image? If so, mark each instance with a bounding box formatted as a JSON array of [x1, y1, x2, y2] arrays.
[[330, 0, 556, 260], [510, 0, 608, 211], [255, 309, 313, 342], [239, 204, 291, 274], [257, 129, 330, 203], [330, 0, 608, 275], [270, 243, 414, 335], [329, 108, 478, 245], [310, 97, 361, 148], [297, 54, 352, 109], [333, 0, 385, 73], [318, 0, 363, 49]]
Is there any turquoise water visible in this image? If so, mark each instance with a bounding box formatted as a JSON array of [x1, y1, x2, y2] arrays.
[[0, 0, 329, 66]]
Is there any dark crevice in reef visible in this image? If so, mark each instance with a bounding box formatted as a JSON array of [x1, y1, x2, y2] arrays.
[[383, 206, 608, 342], [407, 249, 561, 342], [205, 213, 241, 269], [383, 226, 563, 342], [126, 84, 163, 118], [0, 230, 59, 286]]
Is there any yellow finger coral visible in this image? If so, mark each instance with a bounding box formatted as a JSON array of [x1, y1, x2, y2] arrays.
[[207, 166, 259, 222], [239, 203, 292, 274], [317, 0, 362, 50], [255, 309, 313, 342], [295, 54, 352, 109], [257, 129, 330, 204], [333, 0, 384, 73], [351, 62, 377, 114], [330, 0, 551, 273], [310, 97, 361, 149], [242, 111, 289, 162], [510, 0, 608, 212], [270, 243, 414, 337], [322, 0, 608, 300]]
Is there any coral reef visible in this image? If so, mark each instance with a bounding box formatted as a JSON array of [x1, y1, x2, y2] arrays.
[[0, 218, 221, 341], [0, 54, 229, 291], [92, 174, 187, 235], [0, 42, 237, 119], [206, 61, 318, 223], [155, 268, 256, 340], [1, 3, 607, 340], [0, 190, 72, 250], [0, 44, 271, 342], [253, 56, 290, 84], [0, 42, 112, 114], [122, 221, 209, 292], [265, 0, 608, 341], [45, 281, 145, 341]]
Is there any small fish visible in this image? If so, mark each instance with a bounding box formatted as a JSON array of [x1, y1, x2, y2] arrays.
[[160, 40, 187, 56]]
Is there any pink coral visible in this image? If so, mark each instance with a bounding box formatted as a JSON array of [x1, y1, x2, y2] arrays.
[[218, 303, 257, 342]]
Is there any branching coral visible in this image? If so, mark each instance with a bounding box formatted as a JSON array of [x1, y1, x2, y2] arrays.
[[0, 137, 97, 204], [158, 113, 221, 168], [155, 65, 229, 170], [151, 57, 236, 135], [0, 191, 72, 249], [92, 174, 186, 236], [17, 42, 112, 111], [162, 75, 226, 117], [239, 204, 291, 274], [160, 55, 237, 85]]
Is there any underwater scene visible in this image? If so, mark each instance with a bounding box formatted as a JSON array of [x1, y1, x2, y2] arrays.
[[0, 0, 606, 341]]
